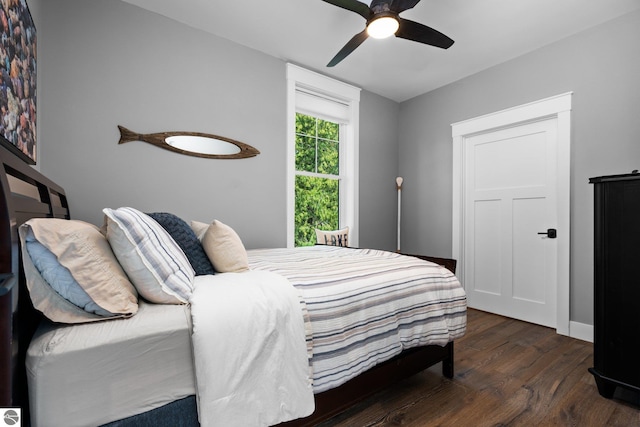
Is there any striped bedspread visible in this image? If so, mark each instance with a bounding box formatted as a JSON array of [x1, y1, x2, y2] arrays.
[[247, 246, 467, 393]]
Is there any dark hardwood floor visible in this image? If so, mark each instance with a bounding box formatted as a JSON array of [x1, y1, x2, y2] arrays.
[[318, 309, 640, 426]]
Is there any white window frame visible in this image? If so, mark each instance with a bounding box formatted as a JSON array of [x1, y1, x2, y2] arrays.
[[286, 63, 360, 248]]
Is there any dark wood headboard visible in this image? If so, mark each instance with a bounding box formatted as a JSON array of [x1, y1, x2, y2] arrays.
[[0, 146, 69, 412]]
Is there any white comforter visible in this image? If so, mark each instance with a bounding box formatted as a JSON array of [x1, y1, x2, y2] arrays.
[[190, 271, 314, 427]]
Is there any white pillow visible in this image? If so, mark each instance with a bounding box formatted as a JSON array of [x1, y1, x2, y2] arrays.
[[103, 207, 195, 304], [315, 226, 350, 247], [19, 219, 138, 323], [198, 220, 249, 273]]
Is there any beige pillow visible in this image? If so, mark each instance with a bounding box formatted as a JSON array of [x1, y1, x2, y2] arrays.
[[201, 220, 249, 273], [315, 226, 350, 247], [190, 220, 209, 240], [19, 219, 138, 323]]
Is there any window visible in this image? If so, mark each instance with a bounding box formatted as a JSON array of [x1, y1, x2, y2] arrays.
[[294, 113, 340, 246], [286, 64, 360, 248]]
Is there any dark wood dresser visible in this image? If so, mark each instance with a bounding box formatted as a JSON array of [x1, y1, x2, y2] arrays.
[[589, 172, 640, 398]]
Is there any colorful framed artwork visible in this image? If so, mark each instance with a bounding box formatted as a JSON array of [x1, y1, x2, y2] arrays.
[[0, 1, 36, 164]]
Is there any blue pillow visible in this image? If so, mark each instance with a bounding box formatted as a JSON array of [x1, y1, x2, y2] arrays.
[[148, 212, 215, 276]]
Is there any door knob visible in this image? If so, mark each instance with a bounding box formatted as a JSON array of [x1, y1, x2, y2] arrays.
[[537, 228, 557, 239]]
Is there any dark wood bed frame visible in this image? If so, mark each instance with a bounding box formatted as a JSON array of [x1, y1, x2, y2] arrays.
[[0, 145, 457, 426], [0, 146, 70, 422]]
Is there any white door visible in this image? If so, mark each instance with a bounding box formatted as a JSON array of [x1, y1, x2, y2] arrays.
[[464, 118, 558, 327]]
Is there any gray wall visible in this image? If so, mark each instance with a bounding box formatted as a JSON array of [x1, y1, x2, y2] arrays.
[[30, 0, 640, 325], [398, 9, 640, 325], [359, 90, 400, 250], [30, 0, 400, 251]]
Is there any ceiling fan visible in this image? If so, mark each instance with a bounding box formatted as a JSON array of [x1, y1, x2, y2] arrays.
[[322, 0, 454, 67]]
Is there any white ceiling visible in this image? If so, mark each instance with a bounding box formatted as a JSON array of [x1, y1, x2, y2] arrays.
[[121, 0, 640, 102]]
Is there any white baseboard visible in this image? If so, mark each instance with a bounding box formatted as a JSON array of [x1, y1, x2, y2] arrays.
[[569, 321, 593, 342]]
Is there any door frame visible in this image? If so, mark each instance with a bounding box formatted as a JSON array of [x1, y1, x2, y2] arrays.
[[452, 92, 572, 336]]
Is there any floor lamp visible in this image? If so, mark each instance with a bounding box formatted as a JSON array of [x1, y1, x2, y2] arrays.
[[396, 177, 403, 252]]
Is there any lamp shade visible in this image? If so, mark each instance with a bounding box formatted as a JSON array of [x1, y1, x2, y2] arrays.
[[367, 16, 399, 39]]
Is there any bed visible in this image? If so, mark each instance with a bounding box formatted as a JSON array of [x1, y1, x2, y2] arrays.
[[0, 144, 466, 426]]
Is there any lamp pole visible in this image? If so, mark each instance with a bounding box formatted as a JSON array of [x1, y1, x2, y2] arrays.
[[396, 177, 403, 252]]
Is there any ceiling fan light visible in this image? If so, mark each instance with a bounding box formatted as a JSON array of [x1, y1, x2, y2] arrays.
[[367, 16, 399, 39]]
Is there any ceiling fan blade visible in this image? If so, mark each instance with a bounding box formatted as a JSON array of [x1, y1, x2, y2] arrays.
[[390, 0, 422, 13], [321, 0, 371, 20], [396, 18, 454, 49], [327, 30, 369, 67]]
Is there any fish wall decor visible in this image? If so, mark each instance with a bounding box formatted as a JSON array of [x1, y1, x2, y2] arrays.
[[117, 126, 260, 159]]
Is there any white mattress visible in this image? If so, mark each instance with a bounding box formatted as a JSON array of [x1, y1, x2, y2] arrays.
[[26, 300, 196, 427]]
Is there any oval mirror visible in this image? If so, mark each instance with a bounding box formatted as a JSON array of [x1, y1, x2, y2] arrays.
[[117, 125, 260, 159], [165, 135, 241, 156]]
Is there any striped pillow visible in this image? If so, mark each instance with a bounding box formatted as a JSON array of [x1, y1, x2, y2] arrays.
[[103, 207, 195, 304]]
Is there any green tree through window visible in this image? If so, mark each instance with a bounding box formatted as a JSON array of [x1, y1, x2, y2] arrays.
[[295, 113, 340, 246]]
